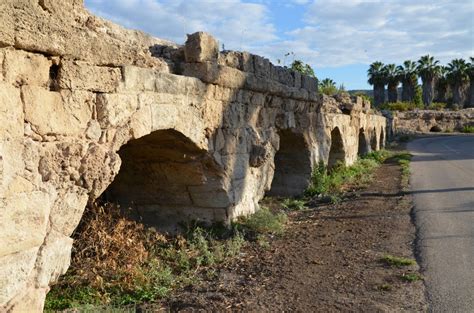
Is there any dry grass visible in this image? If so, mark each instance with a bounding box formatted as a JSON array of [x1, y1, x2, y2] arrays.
[[68, 204, 167, 290]]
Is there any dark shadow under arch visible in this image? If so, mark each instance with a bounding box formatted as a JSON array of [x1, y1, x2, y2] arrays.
[[430, 125, 442, 132], [267, 130, 312, 197], [358, 128, 369, 156], [370, 127, 377, 151], [328, 127, 346, 169], [101, 129, 227, 230], [379, 128, 385, 149]]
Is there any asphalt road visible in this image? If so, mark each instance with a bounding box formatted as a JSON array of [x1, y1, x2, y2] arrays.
[[408, 135, 474, 313]]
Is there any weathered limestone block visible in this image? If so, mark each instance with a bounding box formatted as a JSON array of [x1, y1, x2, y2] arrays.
[[0, 4, 14, 47], [23, 86, 92, 136], [218, 51, 242, 68], [79, 144, 121, 199], [0, 247, 39, 307], [96, 93, 138, 127], [253, 55, 271, 78], [301, 74, 318, 92], [0, 190, 55, 257], [249, 142, 271, 168], [50, 186, 88, 236], [188, 186, 230, 208], [3, 49, 51, 87], [58, 60, 122, 92], [155, 72, 207, 96], [34, 230, 73, 288], [119, 66, 159, 92], [0, 82, 23, 139], [184, 32, 219, 63]]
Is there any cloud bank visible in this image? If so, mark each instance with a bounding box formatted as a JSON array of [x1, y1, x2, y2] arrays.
[[85, 0, 473, 69]]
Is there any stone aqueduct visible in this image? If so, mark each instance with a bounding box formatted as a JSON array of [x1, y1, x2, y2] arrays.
[[0, 1, 386, 311]]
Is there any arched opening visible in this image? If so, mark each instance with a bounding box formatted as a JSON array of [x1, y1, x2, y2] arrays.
[[101, 129, 227, 231], [267, 130, 312, 197], [370, 128, 377, 151], [430, 125, 442, 132], [358, 128, 369, 156], [379, 128, 385, 149], [328, 127, 346, 169]]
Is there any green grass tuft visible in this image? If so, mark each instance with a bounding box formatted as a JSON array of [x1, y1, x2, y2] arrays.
[[236, 207, 287, 236], [461, 125, 474, 133], [282, 198, 307, 211], [400, 273, 423, 282], [381, 255, 416, 267]]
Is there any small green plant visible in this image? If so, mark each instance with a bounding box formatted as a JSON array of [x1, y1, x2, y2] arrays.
[[256, 234, 271, 249], [461, 125, 474, 133], [282, 198, 307, 211], [237, 207, 288, 236], [305, 161, 330, 197], [428, 102, 446, 110], [393, 152, 412, 188], [363, 149, 391, 163], [378, 284, 392, 291], [381, 255, 416, 267], [400, 273, 423, 282]]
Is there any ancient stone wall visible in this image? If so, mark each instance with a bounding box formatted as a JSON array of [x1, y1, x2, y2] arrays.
[[391, 109, 474, 134], [0, 1, 386, 311]]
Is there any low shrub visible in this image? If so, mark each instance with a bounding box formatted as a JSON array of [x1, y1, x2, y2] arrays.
[[381, 255, 416, 267], [400, 273, 423, 282], [427, 102, 446, 110], [461, 125, 474, 133], [236, 207, 287, 236], [282, 198, 307, 211]]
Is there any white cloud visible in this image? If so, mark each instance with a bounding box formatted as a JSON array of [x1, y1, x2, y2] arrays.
[[85, 0, 473, 69], [286, 0, 474, 67], [85, 0, 276, 52]]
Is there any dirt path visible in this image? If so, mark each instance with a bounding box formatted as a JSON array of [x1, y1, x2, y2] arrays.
[[164, 159, 427, 312]]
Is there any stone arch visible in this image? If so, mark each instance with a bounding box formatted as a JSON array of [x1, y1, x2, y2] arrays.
[[267, 130, 312, 197], [358, 128, 369, 156], [101, 129, 228, 231], [370, 127, 377, 151], [328, 127, 346, 169], [430, 125, 442, 132]]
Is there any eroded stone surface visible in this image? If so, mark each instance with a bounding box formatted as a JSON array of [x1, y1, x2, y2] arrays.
[[0, 1, 389, 311], [391, 109, 474, 134]]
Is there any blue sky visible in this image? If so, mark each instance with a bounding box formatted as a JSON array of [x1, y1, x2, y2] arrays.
[[85, 0, 473, 90]]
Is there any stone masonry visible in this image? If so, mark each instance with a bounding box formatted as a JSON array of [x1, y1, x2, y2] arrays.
[[0, 1, 386, 311], [390, 109, 474, 134]]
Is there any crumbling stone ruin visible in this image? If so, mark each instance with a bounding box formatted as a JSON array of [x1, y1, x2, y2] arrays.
[[0, 1, 387, 311], [390, 109, 474, 134]]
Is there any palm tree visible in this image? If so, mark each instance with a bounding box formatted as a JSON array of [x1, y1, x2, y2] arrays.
[[468, 57, 474, 107], [446, 58, 470, 107], [435, 66, 449, 103], [368, 61, 386, 106], [319, 78, 337, 95], [417, 55, 441, 106], [384, 64, 401, 103], [399, 60, 418, 102]]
